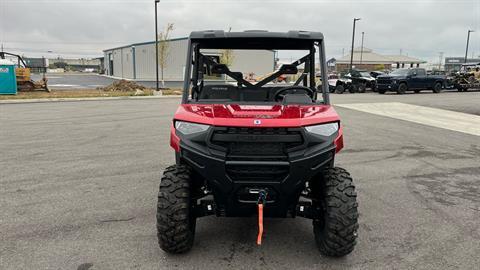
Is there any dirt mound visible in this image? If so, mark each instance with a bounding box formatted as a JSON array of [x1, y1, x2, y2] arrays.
[[98, 80, 148, 92]]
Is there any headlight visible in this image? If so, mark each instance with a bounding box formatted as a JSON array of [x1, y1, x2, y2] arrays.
[[305, 122, 339, 137], [175, 121, 210, 135]]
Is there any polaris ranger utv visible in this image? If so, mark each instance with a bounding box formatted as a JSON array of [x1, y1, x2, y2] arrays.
[[157, 30, 358, 256]]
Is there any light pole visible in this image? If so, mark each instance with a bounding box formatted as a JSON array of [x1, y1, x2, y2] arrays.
[[360, 31, 365, 65], [464, 30, 474, 63], [155, 0, 160, 91], [349, 18, 361, 72]]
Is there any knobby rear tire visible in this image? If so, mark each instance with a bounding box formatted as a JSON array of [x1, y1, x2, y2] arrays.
[[335, 85, 345, 94]]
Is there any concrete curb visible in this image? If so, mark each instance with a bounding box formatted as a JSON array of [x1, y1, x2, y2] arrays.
[[0, 95, 181, 104]]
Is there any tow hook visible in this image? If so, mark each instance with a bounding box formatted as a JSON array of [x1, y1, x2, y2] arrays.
[[256, 190, 267, 245]]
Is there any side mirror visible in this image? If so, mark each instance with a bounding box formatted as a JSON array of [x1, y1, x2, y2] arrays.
[[279, 64, 298, 74]]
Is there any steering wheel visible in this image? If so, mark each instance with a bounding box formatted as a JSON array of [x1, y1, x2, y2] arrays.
[[273, 86, 315, 102]]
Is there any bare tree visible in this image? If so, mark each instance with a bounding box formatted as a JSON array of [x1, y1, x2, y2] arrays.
[[219, 27, 234, 82], [220, 49, 235, 67], [157, 23, 174, 87]]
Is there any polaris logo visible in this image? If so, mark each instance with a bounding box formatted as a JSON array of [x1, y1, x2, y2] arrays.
[[0, 68, 8, 73], [254, 119, 261, 125], [211, 87, 228, 91]]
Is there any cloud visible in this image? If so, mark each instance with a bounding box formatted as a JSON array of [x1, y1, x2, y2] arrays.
[[0, 0, 479, 62]]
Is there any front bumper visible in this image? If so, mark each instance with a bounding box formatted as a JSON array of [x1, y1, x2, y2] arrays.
[[176, 126, 337, 218], [377, 83, 398, 91]]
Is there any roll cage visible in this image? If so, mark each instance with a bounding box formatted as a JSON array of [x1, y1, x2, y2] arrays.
[[181, 30, 330, 105]]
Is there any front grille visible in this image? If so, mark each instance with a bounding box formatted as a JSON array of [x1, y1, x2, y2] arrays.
[[229, 142, 284, 157], [210, 127, 304, 182], [377, 78, 392, 84], [210, 127, 304, 159]]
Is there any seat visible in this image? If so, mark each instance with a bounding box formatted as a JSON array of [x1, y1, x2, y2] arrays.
[[239, 88, 268, 102], [198, 84, 239, 100]]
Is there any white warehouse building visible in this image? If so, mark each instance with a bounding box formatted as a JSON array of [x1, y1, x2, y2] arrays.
[[103, 37, 275, 82]]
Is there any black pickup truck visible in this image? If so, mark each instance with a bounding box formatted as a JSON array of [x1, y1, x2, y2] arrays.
[[376, 68, 445, 94]]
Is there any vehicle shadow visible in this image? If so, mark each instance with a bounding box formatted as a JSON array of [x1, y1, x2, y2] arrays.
[[160, 216, 358, 269]]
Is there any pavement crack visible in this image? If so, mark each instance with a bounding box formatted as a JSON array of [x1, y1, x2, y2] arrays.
[[100, 217, 135, 223]]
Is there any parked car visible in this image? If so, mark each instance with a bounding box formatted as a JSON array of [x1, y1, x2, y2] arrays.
[[376, 68, 446, 94]]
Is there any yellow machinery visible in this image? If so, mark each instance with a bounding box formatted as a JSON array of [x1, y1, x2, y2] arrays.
[[0, 52, 49, 92]]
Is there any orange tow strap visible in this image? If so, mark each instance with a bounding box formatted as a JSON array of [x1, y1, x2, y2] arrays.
[[257, 203, 264, 245]]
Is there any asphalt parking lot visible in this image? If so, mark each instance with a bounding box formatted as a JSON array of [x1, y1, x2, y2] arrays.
[[1, 92, 479, 269]]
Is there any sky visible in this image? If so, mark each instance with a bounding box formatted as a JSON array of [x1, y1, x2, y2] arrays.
[[0, 0, 479, 64]]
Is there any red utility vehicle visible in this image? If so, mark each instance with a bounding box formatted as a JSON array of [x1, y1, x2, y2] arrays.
[[157, 30, 358, 256]]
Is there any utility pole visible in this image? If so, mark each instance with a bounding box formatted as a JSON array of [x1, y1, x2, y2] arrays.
[[360, 31, 365, 64], [155, 0, 160, 91], [342, 48, 345, 57], [438, 52, 443, 70], [349, 18, 361, 72], [465, 30, 474, 63]]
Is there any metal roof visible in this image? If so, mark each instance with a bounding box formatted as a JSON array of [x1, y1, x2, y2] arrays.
[[385, 55, 426, 64], [190, 30, 324, 40], [103, 31, 323, 52], [337, 48, 393, 64], [103, 37, 188, 52], [337, 47, 425, 64]]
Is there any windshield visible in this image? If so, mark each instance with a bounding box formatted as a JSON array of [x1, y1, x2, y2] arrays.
[[390, 69, 410, 76], [183, 42, 328, 105], [201, 49, 289, 84]]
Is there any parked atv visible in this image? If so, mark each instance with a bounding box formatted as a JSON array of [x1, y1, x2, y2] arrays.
[[330, 69, 376, 94], [452, 63, 480, 92], [329, 74, 353, 94], [157, 30, 359, 256], [347, 69, 377, 92]]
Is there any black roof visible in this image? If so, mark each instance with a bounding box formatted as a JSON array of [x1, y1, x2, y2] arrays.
[[189, 30, 324, 50], [190, 30, 324, 40]]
